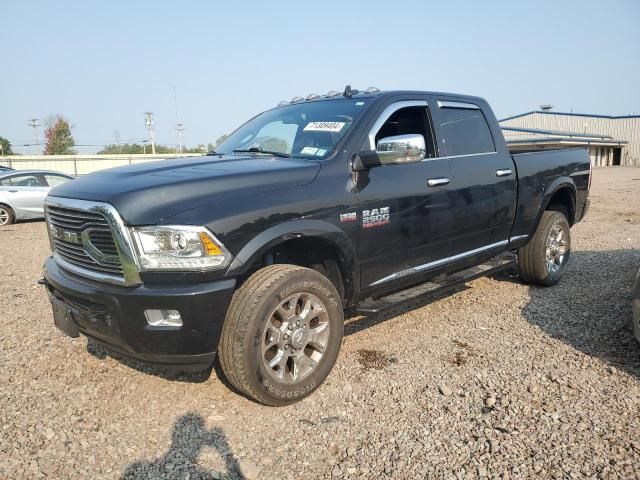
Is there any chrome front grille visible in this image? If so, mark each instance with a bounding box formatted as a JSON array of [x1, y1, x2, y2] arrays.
[[46, 204, 124, 278]]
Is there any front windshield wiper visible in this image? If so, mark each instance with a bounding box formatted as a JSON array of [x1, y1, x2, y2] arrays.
[[232, 147, 291, 158]]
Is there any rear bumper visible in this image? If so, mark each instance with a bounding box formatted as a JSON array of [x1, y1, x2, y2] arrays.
[[578, 198, 590, 222], [42, 256, 236, 371]]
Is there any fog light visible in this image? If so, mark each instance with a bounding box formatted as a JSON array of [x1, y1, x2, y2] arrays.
[[144, 309, 182, 327]]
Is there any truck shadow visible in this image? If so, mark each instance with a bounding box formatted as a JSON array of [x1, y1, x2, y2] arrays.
[[499, 249, 640, 380], [86, 340, 214, 383], [121, 412, 244, 479]]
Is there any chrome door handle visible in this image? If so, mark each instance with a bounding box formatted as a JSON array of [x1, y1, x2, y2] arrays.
[[8, 190, 18, 193], [496, 169, 513, 177], [427, 177, 450, 187]]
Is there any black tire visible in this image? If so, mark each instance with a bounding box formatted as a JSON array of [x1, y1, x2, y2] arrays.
[[518, 210, 571, 286], [0, 204, 15, 226], [218, 264, 344, 406]]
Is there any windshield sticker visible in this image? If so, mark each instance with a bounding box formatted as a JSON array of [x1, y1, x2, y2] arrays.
[[316, 149, 327, 156], [356, 101, 365, 106], [300, 146, 319, 155], [304, 121, 345, 132]]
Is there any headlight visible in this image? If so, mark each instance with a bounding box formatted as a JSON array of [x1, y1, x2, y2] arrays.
[[131, 225, 231, 271]]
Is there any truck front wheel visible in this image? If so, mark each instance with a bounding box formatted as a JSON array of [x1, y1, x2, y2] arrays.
[[218, 264, 344, 406], [518, 210, 571, 286]]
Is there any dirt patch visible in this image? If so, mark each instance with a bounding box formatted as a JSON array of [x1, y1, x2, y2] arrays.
[[355, 349, 398, 371]]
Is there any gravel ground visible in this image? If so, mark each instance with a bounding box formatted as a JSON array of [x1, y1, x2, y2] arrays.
[[1, 167, 639, 480]]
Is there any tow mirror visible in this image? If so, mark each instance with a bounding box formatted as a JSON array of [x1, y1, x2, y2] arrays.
[[353, 134, 426, 170]]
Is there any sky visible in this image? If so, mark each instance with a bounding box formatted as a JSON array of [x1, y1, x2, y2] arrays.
[[1, 0, 639, 154]]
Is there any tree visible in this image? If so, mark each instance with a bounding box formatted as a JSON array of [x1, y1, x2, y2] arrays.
[[214, 134, 229, 147], [0, 137, 13, 156], [44, 116, 76, 155], [96, 143, 187, 155]]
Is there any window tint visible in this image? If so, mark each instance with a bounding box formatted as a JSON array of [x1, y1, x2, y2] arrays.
[[44, 174, 71, 187], [375, 106, 437, 158], [438, 107, 495, 156], [0, 174, 43, 187]]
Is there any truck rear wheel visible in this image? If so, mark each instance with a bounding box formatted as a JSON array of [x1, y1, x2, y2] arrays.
[[218, 264, 344, 406], [518, 210, 571, 286]]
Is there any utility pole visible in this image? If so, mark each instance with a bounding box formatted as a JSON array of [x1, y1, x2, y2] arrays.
[[176, 123, 184, 155], [173, 87, 185, 156], [144, 112, 156, 154], [28, 118, 41, 154]]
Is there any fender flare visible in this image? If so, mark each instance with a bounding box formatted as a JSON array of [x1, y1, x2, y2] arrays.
[[227, 219, 358, 301], [530, 177, 577, 236]]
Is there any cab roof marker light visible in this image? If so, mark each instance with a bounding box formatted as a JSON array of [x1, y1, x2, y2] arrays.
[[325, 90, 341, 98], [365, 86, 381, 94], [305, 93, 320, 101], [290, 96, 304, 103], [343, 85, 359, 98], [277, 100, 289, 107]]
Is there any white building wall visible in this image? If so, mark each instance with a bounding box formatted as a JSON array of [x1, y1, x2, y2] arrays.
[[500, 113, 640, 166]]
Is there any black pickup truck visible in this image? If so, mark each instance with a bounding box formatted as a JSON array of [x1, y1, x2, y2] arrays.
[[42, 87, 590, 405]]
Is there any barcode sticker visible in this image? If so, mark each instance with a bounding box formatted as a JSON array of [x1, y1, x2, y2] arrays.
[[303, 121, 345, 132]]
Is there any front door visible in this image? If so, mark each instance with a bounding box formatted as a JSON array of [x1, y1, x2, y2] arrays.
[[354, 100, 453, 290]]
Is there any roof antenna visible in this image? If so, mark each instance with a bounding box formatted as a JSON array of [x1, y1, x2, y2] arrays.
[[343, 85, 359, 98]]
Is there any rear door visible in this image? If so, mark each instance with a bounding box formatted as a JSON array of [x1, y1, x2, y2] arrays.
[[0, 173, 49, 218], [354, 99, 454, 290], [431, 98, 516, 256]]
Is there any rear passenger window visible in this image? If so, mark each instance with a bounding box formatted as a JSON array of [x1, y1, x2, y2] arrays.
[[438, 106, 495, 156]]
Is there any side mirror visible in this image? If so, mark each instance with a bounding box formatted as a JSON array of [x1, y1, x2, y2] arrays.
[[353, 134, 426, 170]]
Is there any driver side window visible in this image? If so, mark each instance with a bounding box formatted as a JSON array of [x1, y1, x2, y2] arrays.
[[0, 175, 43, 187], [375, 106, 437, 159]]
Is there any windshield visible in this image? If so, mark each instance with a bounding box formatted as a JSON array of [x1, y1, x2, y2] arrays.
[[216, 99, 369, 159]]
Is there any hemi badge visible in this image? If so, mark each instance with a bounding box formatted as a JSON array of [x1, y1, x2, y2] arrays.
[[339, 212, 357, 223]]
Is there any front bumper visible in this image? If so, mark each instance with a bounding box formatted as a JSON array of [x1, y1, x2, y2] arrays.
[[42, 256, 236, 371]]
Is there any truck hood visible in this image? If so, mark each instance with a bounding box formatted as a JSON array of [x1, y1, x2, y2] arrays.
[[49, 155, 321, 225]]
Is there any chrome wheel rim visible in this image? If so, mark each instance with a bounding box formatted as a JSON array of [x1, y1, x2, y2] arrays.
[[261, 292, 330, 384], [0, 208, 9, 225], [545, 223, 568, 273]]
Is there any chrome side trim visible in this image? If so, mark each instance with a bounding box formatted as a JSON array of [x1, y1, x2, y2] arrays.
[[46, 196, 142, 286], [368, 100, 428, 150], [437, 100, 480, 110], [509, 234, 528, 243], [369, 240, 508, 287], [426, 151, 497, 161]]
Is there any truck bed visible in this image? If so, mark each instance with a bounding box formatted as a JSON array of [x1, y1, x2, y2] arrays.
[[509, 147, 591, 240]]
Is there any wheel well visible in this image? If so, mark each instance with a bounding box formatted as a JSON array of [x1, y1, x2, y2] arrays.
[[244, 237, 352, 306], [0, 203, 14, 216], [546, 187, 575, 225]]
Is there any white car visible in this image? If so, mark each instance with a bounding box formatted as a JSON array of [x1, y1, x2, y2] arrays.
[[0, 169, 74, 225]]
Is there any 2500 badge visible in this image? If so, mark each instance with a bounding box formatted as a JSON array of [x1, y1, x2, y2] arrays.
[[362, 207, 390, 229]]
